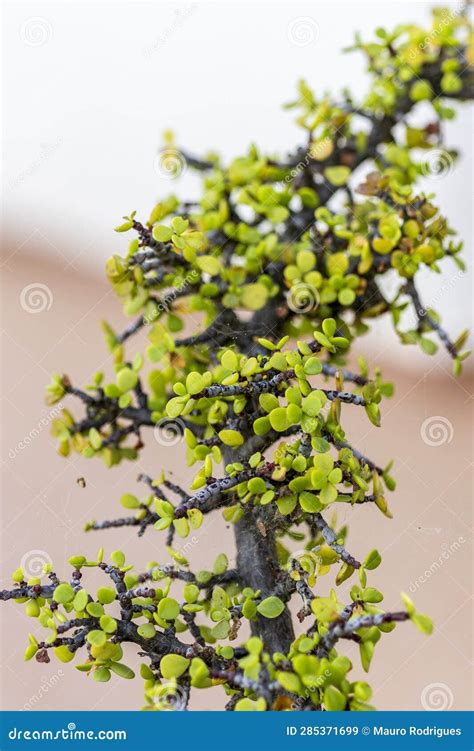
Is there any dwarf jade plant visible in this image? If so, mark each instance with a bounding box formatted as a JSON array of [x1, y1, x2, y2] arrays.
[[2, 8, 472, 712]]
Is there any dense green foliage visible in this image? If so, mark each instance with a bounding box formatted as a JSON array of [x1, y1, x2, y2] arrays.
[[2, 8, 472, 711]]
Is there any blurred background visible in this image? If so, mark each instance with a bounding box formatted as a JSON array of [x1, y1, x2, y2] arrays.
[[1, 0, 472, 712]]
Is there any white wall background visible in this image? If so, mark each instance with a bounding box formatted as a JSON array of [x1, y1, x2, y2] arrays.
[[3, 0, 472, 368]]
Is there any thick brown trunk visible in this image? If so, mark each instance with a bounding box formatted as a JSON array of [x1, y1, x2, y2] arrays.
[[234, 507, 295, 655], [222, 438, 295, 655]]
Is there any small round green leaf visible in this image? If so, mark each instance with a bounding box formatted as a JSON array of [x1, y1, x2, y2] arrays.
[[256, 596, 285, 619], [160, 654, 190, 680]]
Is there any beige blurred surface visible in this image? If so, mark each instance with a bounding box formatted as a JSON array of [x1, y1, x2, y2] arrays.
[[0, 237, 472, 712]]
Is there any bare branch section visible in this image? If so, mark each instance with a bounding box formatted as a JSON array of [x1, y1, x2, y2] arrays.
[[405, 279, 459, 359], [314, 514, 361, 569]]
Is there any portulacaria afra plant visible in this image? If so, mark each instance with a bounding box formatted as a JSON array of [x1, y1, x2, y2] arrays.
[[2, 8, 472, 711]]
